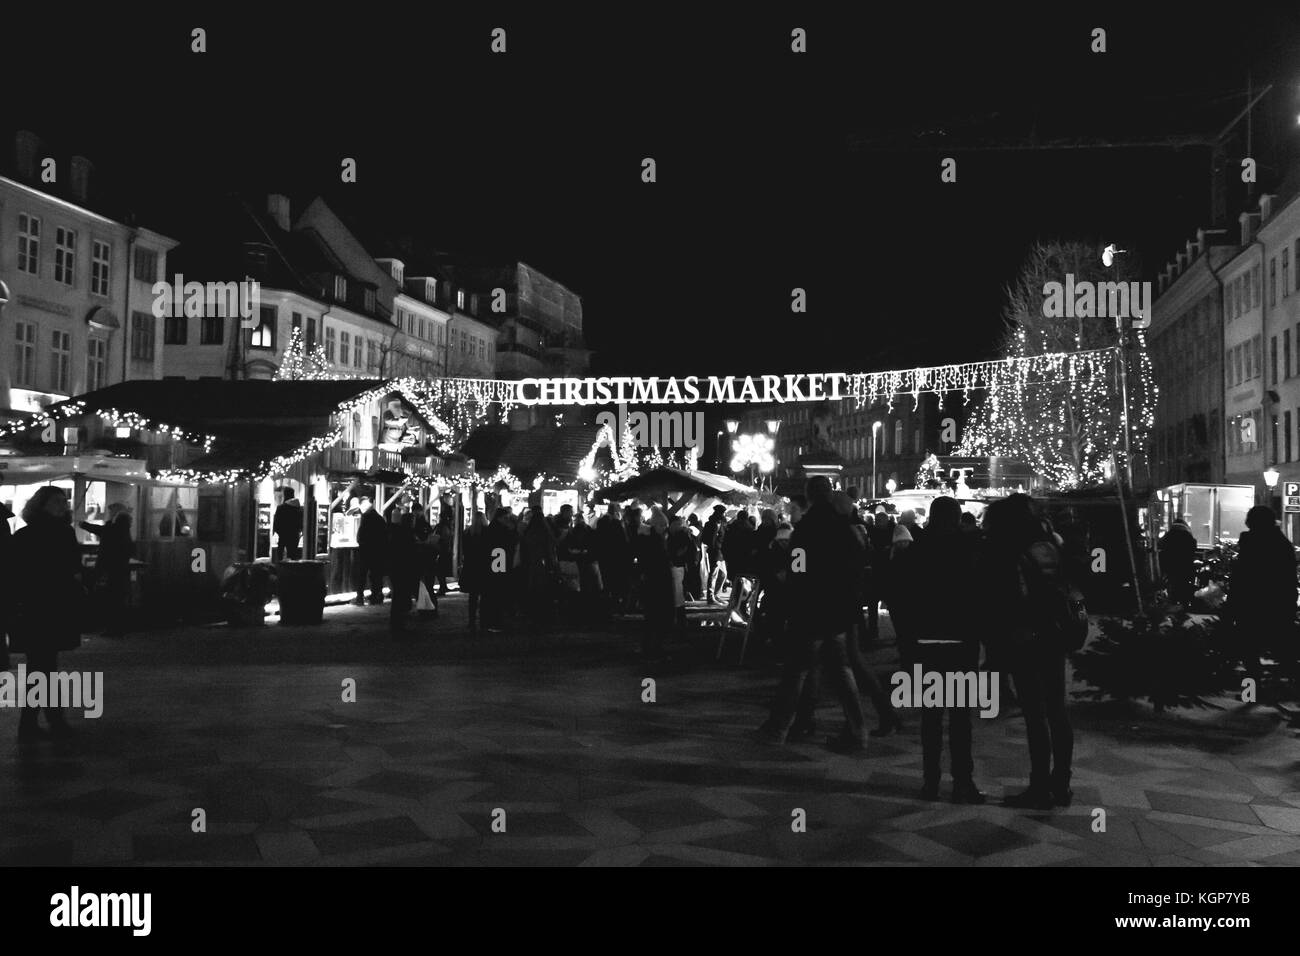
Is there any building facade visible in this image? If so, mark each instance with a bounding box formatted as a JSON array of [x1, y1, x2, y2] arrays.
[[1256, 188, 1300, 538], [0, 131, 176, 414], [1149, 228, 1233, 488]]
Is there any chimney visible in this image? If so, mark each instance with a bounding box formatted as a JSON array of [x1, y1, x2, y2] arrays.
[[267, 194, 291, 231], [1260, 193, 1277, 222], [69, 155, 93, 203], [1177, 252, 1188, 273], [1185, 238, 1197, 262], [14, 130, 42, 180], [1240, 211, 1260, 246]]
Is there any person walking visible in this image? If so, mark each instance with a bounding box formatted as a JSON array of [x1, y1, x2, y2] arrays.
[[702, 504, 727, 601], [10, 487, 85, 743], [722, 511, 757, 608], [1158, 519, 1198, 608], [355, 497, 387, 605], [637, 507, 676, 662], [79, 502, 134, 638], [899, 496, 987, 803], [754, 477, 869, 753], [273, 488, 303, 561], [433, 508, 456, 594], [984, 494, 1074, 809], [1225, 505, 1298, 694]]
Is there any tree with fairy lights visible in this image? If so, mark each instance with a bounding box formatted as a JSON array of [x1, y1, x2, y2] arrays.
[[273, 327, 334, 381], [957, 241, 1156, 490]]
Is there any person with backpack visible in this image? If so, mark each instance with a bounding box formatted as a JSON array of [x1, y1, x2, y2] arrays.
[[983, 494, 1079, 810]]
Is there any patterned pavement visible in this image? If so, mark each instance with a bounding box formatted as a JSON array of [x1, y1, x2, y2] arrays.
[[2, 599, 1299, 867]]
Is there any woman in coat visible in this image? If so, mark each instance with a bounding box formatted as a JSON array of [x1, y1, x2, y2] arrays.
[[80, 502, 134, 637], [12, 486, 85, 741]]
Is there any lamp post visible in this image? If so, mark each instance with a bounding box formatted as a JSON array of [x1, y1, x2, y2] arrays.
[[871, 421, 882, 498], [1264, 466, 1280, 516]]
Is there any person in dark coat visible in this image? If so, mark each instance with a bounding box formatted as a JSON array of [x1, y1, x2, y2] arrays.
[[596, 504, 630, 610], [80, 502, 134, 637], [1225, 506, 1298, 689], [433, 508, 456, 594], [636, 508, 676, 661], [355, 497, 388, 605], [722, 512, 757, 604], [273, 488, 303, 560], [386, 508, 418, 635], [410, 502, 438, 612], [983, 494, 1074, 810], [755, 477, 869, 752], [898, 496, 987, 803], [519, 499, 558, 627], [460, 510, 490, 632], [480, 504, 519, 631], [11, 487, 85, 742], [1158, 519, 1198, 607], [702, 504, 727, 600]]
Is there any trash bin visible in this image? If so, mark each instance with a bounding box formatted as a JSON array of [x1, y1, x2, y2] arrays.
[[277, 559, 327, 625]]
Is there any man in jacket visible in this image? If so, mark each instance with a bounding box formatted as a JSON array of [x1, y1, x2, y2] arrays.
[[355, 497, 388, 605], [1226, 506, 1298, 690], [1158, 519, 1198, 607], [273, 488, 303, 561]]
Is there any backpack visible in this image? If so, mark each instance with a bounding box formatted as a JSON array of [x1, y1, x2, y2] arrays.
[[1019, 541, 1090, 652]]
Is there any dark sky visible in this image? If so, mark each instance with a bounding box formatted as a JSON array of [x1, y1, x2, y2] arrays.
[[9, 8, 1300, 379]]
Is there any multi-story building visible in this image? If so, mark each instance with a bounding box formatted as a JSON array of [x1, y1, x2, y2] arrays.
[[163, 194, 447, 382], [1219, 200, 1272, 495], [0, 130, 176, 413], [1149, 228, 1234, 487], [1256, 187, 1300, 538], [433, 259, 589, 380]]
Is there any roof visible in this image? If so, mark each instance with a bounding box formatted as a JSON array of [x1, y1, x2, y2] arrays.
[[460, 424, 606, 482], [596, 467, 758, 506]]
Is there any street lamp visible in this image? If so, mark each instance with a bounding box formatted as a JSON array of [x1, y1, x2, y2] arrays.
[[872, 421, 882, 498], [1264, 466, 1280, 515]]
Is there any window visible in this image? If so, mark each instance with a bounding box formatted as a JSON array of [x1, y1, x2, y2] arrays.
[[353, 335, 363, 369], [50, 330, 71, 393], [1236, 276, 1244, 316], [134, 248, 158, 282], [130, 311, 155, 360], [456, 289, 465, 310], [1245, 271, 1252, 311], [1273, 415, 1280, 464], [86, 337, 107, 392], [14, 321, 36, 387], [1272, 336, 1278, 385], [1271, 258, 1278, 307], [151, 486, 197, 540], [18, 214, 41, 275], [247, 305, 275, 349], [200, 315, 223, 345], [1225, 284, 1234, 321], [437, 325, 444, 345], [164, 313, 187, 345], [333, 276, 347, 302], [325, 326, 336, 362], [1254, 264, 1262, 305], [1287, 330, 1293, 379], [91, 240, 111, 297], [363, 288, 375, 312], [1287, 411, 1294, 463], [307, 316, 316, 349], [1255, 336, 1263, 378], [340, 331, 350, 366], [52, 227, 76, 285], [1233, 345, 1242, 385], [479, 339, 486, 360], [1286, 248, 1292, 298], [893, 421, 902, 455], [1296, 240, 1300, 292]]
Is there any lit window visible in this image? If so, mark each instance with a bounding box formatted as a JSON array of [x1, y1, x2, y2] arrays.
[[456, 289, 465, 310], [334, 276, 348, 302], [248, 306, 276, 349]]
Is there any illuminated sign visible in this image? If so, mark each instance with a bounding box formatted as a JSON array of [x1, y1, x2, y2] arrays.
[[512, 374, 849, 406]]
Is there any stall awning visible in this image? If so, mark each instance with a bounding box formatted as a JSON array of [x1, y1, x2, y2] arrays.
[[596, 467, 758, 507], [0, 455, 148, 482]]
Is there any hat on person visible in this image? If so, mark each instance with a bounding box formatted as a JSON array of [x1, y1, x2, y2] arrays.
[[892, 524, 913, 545], [712, 504, 727, 515]]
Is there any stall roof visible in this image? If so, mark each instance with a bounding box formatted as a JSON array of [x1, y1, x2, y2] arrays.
[[596, 466, 758, 506], [461, 424, 606, 483]]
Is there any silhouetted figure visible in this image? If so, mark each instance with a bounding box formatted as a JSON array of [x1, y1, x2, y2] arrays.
[[1158, 519, 1197, 607], [355, 498, 387, 605], [1225, 506, 1298, 691], [273, 488, 303, 560], [387, 509, 418, 635], [11, 487, 84, 743], [80, 502, 134, 637]]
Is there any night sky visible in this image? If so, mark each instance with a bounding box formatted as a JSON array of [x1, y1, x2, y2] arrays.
[[9, 9, 1300, 379]]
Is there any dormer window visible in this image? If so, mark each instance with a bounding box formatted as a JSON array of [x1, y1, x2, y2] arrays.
[[363, 288, 376, 312], [456, 289, 465, 310], [392, 262, 404, 283], [425, 278, 436, 303], [334, 275, 348, 302]]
